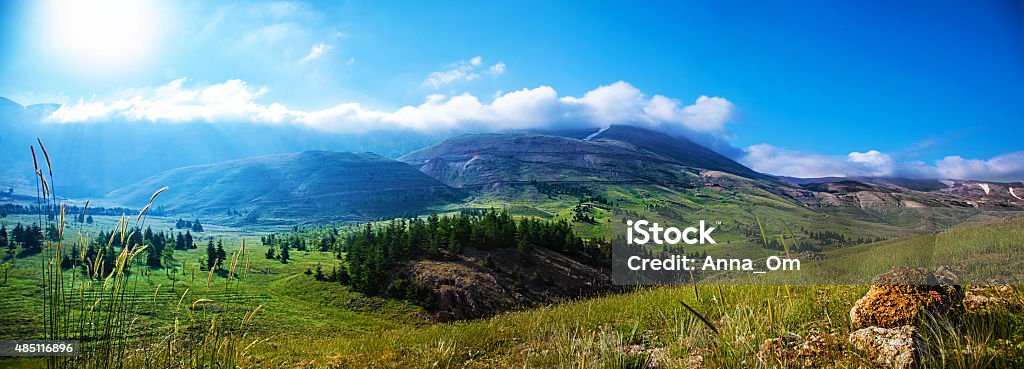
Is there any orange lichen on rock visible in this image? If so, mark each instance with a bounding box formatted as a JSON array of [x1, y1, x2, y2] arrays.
[[849, 267, 963, 330]]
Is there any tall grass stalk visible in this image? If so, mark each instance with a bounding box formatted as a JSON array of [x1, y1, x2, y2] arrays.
[[31, 140, 258, 369]]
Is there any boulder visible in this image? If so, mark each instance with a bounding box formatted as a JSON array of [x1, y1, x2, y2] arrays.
[[848, 325, 925, 369], [850, 267, 963, 330]]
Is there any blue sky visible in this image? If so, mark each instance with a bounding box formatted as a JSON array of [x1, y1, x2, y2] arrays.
[[1, 0, 1022, 180]]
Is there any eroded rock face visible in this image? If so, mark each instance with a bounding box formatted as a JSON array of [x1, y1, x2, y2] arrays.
[[850, 267, 963, 330], [848, 325, 924, 369], [405, 247, 615, 321]]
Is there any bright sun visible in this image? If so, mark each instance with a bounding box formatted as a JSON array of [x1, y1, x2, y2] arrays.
[[43, 0, 160, 70]]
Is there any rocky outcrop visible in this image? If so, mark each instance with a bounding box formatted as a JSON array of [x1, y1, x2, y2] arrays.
[[849, 267, 963, 330], [847, 267, 964, 369], [404, 247, 614, 321], [848, 325, 925, 369]]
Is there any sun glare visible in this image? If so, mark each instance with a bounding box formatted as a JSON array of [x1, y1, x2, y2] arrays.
[[43, 0, 160, 71]]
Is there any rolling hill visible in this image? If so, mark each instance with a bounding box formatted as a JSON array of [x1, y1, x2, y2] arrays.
[[105, 151, 465, 223]]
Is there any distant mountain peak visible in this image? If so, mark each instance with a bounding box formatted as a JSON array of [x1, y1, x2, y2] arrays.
[[399, 124, 771, 188], [0, 97, 24, 111], [584, 124, 768, 180]]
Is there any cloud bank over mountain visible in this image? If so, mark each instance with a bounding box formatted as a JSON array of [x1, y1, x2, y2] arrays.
[[741, 144, 1024, 182], [46, 78, 734, 138], [32, 77, 1024, 182]]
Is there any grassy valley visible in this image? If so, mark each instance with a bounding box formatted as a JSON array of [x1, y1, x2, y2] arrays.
[[1, 126, 1022, 368]]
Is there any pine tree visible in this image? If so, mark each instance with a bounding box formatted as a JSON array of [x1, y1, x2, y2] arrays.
[[20, 224, 43, 255], [313, 264, 324, 281], [205, 240, 217, 270], [279, 243, 290, 264], [175, 232, 186, 250], [265, 246, 276, 259], [0, 226, 8, 257], [215, 240, 226, 268]]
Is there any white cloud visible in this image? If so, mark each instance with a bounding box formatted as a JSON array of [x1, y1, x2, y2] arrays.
[[422, 56, 507, 89], [933, 152, 1024, 181], [741, 144, 858, 178], [846, 150, 894, 176], [422, 57, 481, 89], [48, 78, 292, 124], [741, 144, 1024, 181], [299, 43, 328, 62], [46, 78, 736, 137], [558, 81, 735, 133], [488, 62, 506, 75], [562, 81, 646, 125], [741, 145, 926, 178]]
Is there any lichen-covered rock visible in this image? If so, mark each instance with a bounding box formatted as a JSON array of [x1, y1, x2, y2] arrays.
[[849, 325, 924, 369], [963, 285, 1019, 313], [850, 267, 963, 329]]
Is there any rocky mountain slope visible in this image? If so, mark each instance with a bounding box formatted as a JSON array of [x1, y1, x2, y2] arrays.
[[397, 125, 773, 191]]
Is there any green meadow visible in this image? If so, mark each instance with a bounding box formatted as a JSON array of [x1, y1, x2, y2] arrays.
[[1, 205, 1022, 368]]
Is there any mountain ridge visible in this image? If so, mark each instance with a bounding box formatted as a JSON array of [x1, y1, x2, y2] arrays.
[[398, 125, 768, 190], [105, 150, 465, 223]]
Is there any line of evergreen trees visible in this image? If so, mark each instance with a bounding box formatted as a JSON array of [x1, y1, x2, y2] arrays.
[[261, 233, 299, 263], [67, 226, 199, 276], [341, 210, 599, 295], [0, 223, 43, 258], [174, 218, 204, 232], [204, 239, 227, 270], [0, 203, 163, 219]]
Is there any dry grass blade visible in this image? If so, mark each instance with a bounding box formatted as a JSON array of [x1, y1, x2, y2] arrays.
[[680, 300, 719, 335], [241, 305, 262, 328], [149, 186, 169, 204], [207, 259, 218, 289], [107, 219, 121, 247], [137, 203, 152, 223], [754, 212, 768, 247], [176, 288, 190, 313], [192, 299, 214, 310], [58, 204, 66, 240], [37, 170, 49, 198], [782, 220, 800, 251], [30, 145, 39, 173], [36, 137, 53, 176]]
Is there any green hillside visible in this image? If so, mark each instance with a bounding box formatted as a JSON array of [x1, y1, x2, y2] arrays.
[[105, 151, 465, 224]]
